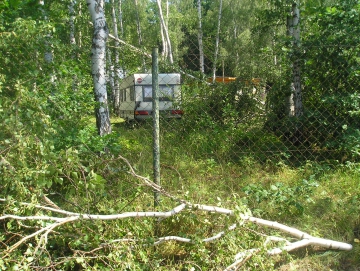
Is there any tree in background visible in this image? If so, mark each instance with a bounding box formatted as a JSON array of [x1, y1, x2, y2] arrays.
[[301, 0, 360, 160], [87, 0, 112, 136], [197, 0, 204, 74]]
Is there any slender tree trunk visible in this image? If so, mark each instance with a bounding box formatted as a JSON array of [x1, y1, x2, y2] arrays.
[[118, 0, 124, 37], [286, 9, 295, 116], [79, 2, 83, 48], [197, 0, 204, 74], [159, 17, 167, 59], [157, 0, 173, 64], [39, 0, 52, 64], [69, 0, 76, 46], [134, 0, 146, 70], [117, 0, 125, 78], [291, 3, 302, 118], [69, 0, 78, 91], [40, 0, 56, 86], [87, 0, 112, 136], [111, 0, 121, 115], [287, 2, 302, 118], [163, 0, 169, 59], [212, 0, 223, 82]]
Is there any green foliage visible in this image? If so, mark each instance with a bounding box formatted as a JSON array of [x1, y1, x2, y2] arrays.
[[243, 177, 319, 219], [1, 0, 360, 270], [300, 0, 360, 161]]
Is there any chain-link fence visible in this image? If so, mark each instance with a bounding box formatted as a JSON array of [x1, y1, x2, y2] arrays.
[[115, 59, 359, 173], [113, 6, 360, 170], [2, 2, 358, 172]]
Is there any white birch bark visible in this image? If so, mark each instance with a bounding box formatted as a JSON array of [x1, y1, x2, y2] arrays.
[[291, 3, 303, 118], [212, 0, 223, 82], [69, 0, 78, 91], [39, 0, 56, 86], [286, 12, 295, 116], [159, 16, 167, 59], [197, 0, 204, 73], [118, 0, 124, 37], [69, 0, 76, 46], [134, 0, 146, 69], [162, 0, 169, 59], [39, 1, 52, 64], [157, 0, 173, 64], [87, 0, 112, 136], [79, 2, 83, 48], [110, 0, 121, 115], [287, 2, 303, 118]]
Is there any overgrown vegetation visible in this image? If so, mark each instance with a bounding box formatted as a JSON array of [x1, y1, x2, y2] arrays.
[[1, 0, 360, 270]]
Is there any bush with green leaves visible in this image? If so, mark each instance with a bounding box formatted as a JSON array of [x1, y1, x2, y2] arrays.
[[243, 177, 319, 220], [301, 1, 360, 161], [263, 1, 360, 162]]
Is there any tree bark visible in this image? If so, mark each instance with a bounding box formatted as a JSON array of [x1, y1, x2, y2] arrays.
[[117, 0, 124, 37], [159, 14, 167, 59], [69, 0, 78, 91], [157, 0, 173, 64], [87, 0, 112, 136], [197, 0, 204, 74], [69, 0, 76, 46], [287, 2, 303, 118], [134, 0, 146, 70], [291, 3, 303, 118], [111, 0, 121, 115], [212, 0, 223, 82], [39, 0, 53, 64]]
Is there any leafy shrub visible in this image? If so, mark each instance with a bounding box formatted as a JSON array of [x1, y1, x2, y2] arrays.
[[243, 177, 319, 219]]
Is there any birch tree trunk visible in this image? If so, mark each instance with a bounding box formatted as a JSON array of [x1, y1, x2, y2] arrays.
[[111, 0, 121, 115], [69, 0, 76, 46], [197, 0, 204, 74], [39, 0, 53, 64], [287, 2, 303, 118], [134, 0, 146, 70], [39, 0, 56, 85], [118, 0, 124, 37], [159, 15, 167, 59], [69, 0, 78, 91], [157, 0, 173, 64], [286, 14, 295, 117], [212, 0, 223, 82], [117, 0, 125, 77], [87, 0, 112, 136], [291, 3, 303, 118]]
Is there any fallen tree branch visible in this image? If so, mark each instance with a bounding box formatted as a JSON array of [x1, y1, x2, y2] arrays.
[[1, 199, 352, 259], [241, 215, 353, 251], [0, 161, 353, 268]]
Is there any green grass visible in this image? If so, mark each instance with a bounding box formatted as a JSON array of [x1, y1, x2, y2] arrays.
[[110, 117, 360, 270]]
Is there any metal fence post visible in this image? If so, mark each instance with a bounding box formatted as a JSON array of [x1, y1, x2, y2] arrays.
[[152, 47, 160, 208]]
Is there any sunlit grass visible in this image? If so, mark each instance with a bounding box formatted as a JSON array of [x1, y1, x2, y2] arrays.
[[109, 117, 360, 270]]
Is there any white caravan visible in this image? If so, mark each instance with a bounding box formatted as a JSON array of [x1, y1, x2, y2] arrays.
[[118, 73, 183, 121]]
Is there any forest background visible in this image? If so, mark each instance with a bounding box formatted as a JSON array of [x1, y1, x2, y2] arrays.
[[1, 0, 360, 270]]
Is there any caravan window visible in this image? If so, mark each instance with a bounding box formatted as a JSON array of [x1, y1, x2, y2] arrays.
[[120, 89, 124, 102], [143, 85, 174, 102], [143, 86, 152, 101], [130, 86, 135, 101], [159, 85, 174, 100]]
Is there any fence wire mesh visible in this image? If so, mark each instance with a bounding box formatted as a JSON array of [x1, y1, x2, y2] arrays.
[[113, 45, 360, 172], [2, 4, 359, 172]]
